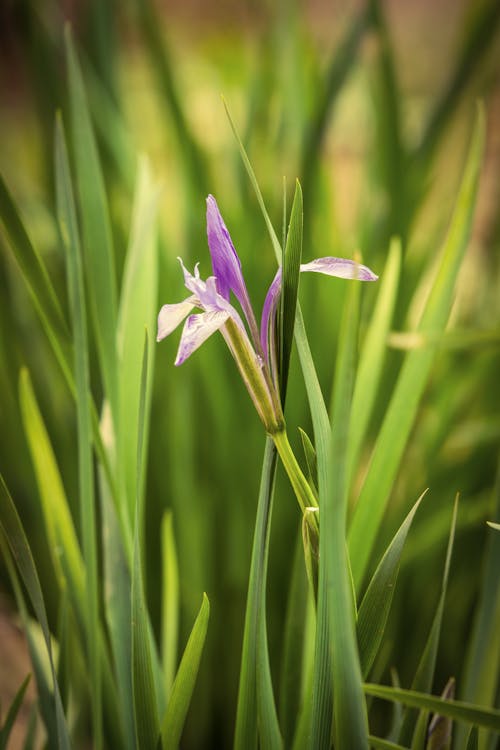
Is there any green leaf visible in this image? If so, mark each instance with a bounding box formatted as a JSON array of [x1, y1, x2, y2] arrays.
[[398, 496, 459, 745], [161, 511, 179, 700], [363, 684, 500, 730], [279, 533, 310, 747], [348, 238, 401, 484], [132, 334, 161, 750], [298, 428, 318, 495], [117, 156, 159, 525], [357, 492, 425, 679], [161, 593, 210, 750], [0, 675, 31, 749], [279, 180, 303, 397], [234, 439, 281, 750], [55, 113, 103, 749], [0, 476, 71, 750], [65, 25, 119, 428], [465, 726, 478, 750], [348, 103, 486, 590], [18, 367, 84, 598], [323, 277, 368, 748]]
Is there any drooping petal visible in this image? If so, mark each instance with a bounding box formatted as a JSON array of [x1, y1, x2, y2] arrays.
[[175, 310, 230, 365], [157, 296, 197, 342], [260, 269, 282, 358], [300, 257, 378, 281], [206, 195, 246, 302]]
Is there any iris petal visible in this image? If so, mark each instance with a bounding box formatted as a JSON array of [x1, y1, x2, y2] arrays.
[[300, 257, 378, 281], [157, 296, 197, 342], [206, 195, 246, 303], [175, 310, 230, 365]]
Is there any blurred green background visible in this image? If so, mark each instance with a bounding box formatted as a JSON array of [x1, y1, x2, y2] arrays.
[[1, 0, 499, 746]]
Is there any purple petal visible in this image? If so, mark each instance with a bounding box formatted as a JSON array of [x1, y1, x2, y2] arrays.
[[157, 296, 197, 342], [206, 195, 247, 302], [260, 269, 282, 358], [175, 310, 230, 365], [300, 257, 378, 281]]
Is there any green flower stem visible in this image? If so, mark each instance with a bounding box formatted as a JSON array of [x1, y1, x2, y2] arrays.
[[273, 429, 318, 519]]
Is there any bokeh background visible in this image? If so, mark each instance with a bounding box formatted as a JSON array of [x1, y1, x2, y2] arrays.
[[1, 0, 499, 746]]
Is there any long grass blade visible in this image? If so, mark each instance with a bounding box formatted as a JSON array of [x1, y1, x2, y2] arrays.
[[161, 593, 210, 750], [161, 511, 179, 700], [0, 675, 31, 749], [65, 25, 119, 428], [357, 492, 425, 679], [325, 277, 368, 748], [55, 112, 103, 748], [398, 497, 459, 744], [363, 684, 500, 731]]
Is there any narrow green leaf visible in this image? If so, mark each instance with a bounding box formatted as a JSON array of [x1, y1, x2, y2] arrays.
[[298, 428, 318, 493], [349, 104, 485, 589], [399, 497, 459, 744], [358, 492, 425, 678], [324, 278, 368, 748], [161, 511, 179, 700], [132, 527, 161, 750], [0, 675, 31, 749], [65, 25, 119, 427], [363, 684, 500, 730], [234, 439, 280, 750], [0, 476, 71, 749], [279, 532, 310, 747], [117, 157, 159, 524], [18, 367, 84, 598], [280, 180, 303, 397], [348, 238, 401, 484], [55, 113, 102, 749], [161, 593, 210, 750]]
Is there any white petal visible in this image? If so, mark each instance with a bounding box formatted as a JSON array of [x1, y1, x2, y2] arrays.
[[300, 257, 378, 281], [157, 296, 197, 342], [175, 310, 230, 365]]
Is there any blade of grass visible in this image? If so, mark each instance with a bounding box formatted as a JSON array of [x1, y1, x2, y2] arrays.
[[161, 593, 210, 750], [117, 157, 159, 523], [348, 238, 401, 486], [368, 737, 410, 750], [348, 104, 485, 590], [0, 476, 71, 749], [357, 492, 425, 679], [234, 439, 280, 750], [65, 25, 119, 429], [18, 367, 85, 597], [398, 496, 459, 745], [131, 334, 161, 750], [363, 684, 500, 731], [325, 277, 369, 748]]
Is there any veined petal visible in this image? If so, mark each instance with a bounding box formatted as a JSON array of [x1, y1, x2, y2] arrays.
[[157, 296, 197, 342], [175, 310, 230, 365], [206, 195, 246, 302], [300, 257, 378, 281]]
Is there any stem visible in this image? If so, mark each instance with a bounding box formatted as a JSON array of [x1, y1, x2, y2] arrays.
[[272, 429, 318, 516]]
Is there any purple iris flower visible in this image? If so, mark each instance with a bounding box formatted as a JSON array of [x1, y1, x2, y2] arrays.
[[157, 195, 378, 432]]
